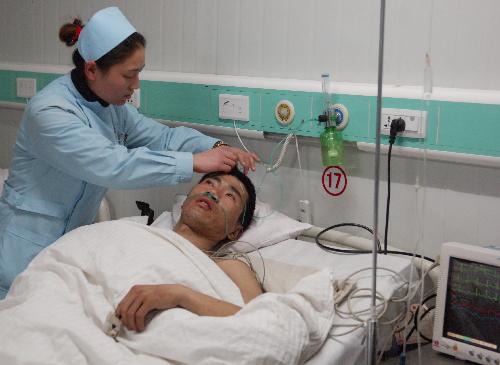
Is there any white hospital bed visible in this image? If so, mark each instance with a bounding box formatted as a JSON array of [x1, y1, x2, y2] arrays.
[[0, 169, 437, 364], [122, 200, 436, 364], [251, 237, 425, 364]]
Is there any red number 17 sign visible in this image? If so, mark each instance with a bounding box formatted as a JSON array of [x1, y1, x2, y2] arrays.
[[322, 165, 348, 196]]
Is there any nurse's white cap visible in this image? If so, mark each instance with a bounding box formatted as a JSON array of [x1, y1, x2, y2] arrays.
[[77, 7, 136, 62]]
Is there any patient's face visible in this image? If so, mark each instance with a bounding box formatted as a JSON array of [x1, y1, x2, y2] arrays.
[[180, 174, 248, 244]]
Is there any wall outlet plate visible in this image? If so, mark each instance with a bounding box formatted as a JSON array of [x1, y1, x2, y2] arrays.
[[16, 77, 37, 98], [219, 94, 249, 121], [381, 108, 427, 139], [298, 199, 312, 224]]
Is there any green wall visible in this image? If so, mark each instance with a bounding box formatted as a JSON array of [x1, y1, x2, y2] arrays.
[[1, 70, 499, 157]]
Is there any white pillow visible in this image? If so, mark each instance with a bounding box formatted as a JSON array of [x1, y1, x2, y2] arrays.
[[151, 194, 312, 252], [119, 215, 149, 225]]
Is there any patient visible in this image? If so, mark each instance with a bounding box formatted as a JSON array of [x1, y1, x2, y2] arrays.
[[116, 168, 262, 332]]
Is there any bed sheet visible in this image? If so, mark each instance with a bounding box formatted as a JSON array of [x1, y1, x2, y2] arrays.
[[249, 238, 419, 365], [0, 222, 336, 365]]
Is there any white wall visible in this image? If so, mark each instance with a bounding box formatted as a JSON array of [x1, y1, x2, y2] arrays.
[[1, 0, 500, 89], [0, 108, 21, 168], [2, 108, 500, 260], [1, 0, 500, 260]]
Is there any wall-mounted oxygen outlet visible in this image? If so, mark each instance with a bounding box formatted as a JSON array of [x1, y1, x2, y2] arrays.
[[126, 89, 140, 108], [298, 199, 312, 224], [16, 77, 37, 98], [381, 108, 427, 139], [219, 94, 249, 121]]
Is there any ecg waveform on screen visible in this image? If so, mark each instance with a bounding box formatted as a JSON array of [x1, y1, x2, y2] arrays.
[[452, 259, 498, 277], [449, 297, 500, 323], [454, 260, 497, 276], [451, 285, 498, 302], [443, 257, 500, 351], [449, 260, 499, 302]]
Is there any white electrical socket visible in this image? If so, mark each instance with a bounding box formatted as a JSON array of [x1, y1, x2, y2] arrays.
[[16, 77, 37, 98], [218, 94, 249, 121], [381, 108, 427, 139], [298, 200, 312, 224], [126, 89, 140, 108]]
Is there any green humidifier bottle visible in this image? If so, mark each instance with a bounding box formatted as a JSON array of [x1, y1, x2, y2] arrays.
[[320, 126, 343, 166], [319, 73, 344, 166], [320, 109, 344, 166]]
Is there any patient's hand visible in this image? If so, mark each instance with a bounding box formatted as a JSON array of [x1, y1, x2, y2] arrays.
[[116, 284, 182, 332], [116, 283, 243, 332]]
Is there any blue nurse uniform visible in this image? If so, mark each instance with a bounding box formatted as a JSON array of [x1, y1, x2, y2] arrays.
[[0, 73, 217, 298]]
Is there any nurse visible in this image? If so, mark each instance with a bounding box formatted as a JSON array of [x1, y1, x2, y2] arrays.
[[0, 7, 259, 299]]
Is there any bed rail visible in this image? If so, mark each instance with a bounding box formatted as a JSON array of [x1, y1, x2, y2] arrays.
[[299, 226, 440, 287]]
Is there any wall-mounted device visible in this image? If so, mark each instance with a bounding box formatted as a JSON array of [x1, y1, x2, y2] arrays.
[[16, 77, 37, 98], [433, 242, 500, 365], [381, 108, 427, 139], [318, 73, 349, 166], [275, 100, 295, 126], [218, 94, 250, 121]]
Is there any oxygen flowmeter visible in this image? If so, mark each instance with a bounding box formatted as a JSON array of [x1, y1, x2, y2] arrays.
[[318, 73, 349, 166]]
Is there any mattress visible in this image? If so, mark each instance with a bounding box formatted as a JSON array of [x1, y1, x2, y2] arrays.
[[249, 238, 419, 364]]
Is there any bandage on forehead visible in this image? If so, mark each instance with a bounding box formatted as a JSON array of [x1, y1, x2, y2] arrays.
[[77, 7, 136, 61]]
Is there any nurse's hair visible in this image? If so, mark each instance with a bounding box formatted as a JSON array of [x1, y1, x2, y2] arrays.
[[58, 18, 146, 72]]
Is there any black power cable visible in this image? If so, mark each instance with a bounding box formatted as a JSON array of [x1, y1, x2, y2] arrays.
[[384, 142, 393, 254], [315, 223, 382, 251], [415, 305, 435, 343], [314, 117, 436, 263], [384, 117, 406, 254], [405, 293, 436, 342], [315, 224, 435, 262]]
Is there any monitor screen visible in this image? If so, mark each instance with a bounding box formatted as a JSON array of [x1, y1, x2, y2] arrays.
[[443, 257, 500, 353]]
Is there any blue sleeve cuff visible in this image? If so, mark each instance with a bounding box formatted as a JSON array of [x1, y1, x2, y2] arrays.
[[174, 152, 194, 183], [204, 136, 219, 150]]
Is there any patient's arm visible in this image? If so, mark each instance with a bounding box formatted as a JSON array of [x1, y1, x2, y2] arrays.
[[216, 259, 263, 303], [116, 284, 242, 332], [116, 259, 262, 332]]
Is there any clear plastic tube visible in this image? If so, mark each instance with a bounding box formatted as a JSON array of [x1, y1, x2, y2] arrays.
[[182, 192, 229, 240], [321, 73, 331, 114], [424, 53, 433, 98]]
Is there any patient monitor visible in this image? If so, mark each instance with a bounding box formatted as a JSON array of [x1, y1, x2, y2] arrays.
[[432, 242, 500, 365]]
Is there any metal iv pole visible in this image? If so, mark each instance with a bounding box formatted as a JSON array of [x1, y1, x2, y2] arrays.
[[367, 0, 386, 364]]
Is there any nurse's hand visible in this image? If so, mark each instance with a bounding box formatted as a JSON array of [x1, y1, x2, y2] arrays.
[[193, 146, 259, 174], [230, 147, 260, 174]]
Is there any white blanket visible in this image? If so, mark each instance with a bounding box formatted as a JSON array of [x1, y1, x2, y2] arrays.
[[0, 221, 335, 365]]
